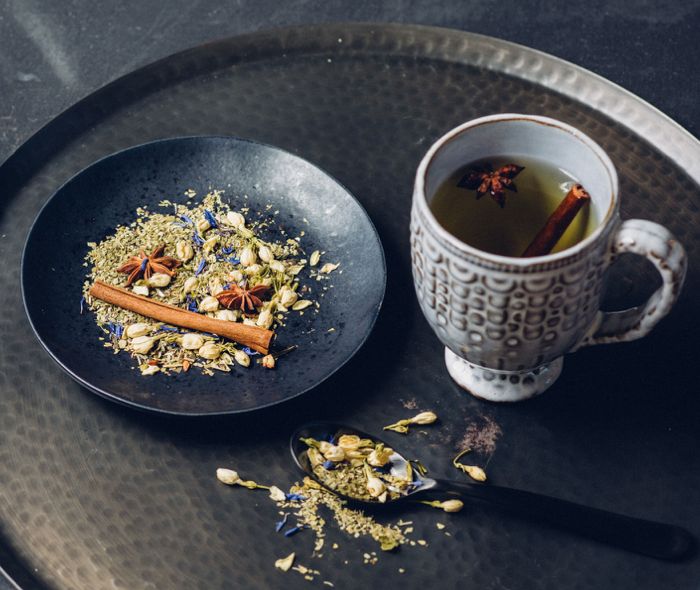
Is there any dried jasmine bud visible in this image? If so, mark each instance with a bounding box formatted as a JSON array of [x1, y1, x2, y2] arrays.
[[198, 342, 221, 360], [216, 468, 240, 485], [124, 323, 152, 338], [130, 335, 160, 354], [367, 444, 393, 467], [383, 411, 438, 434], [175, 240, 194, 262], [441, 499, 464, 512], [208, 277, 224, 296], [279, 286, 298, 308], [287, 264, 305, 276], [269, 486, 287, 502], [234, 349, 251, 367], [258, 245, 274, 262], [257, 309, 274, 329], [244, 263, 262, 276], [269, 260, 286, 273], [198, 296, 219, 312], [309, 250, 321, 266], [419, 499, 464, 513], [337, 434, 361, 451], [452, 449, 487, 482], [227, 269, 244, 283], [216, 467, 269, 490], [215, 309, 237, 321], [182, 276, 198, 294], [411, 411, 437, 425], [225, 211, 245, 227], [366, 476, 386, 499], [146, 273, 172, 288], [180, 333, 205, 350], [322, 445, 346, 462], [140, 365, 160, 376], [239, 246, 257, 267], [132, 284, 149, 296]]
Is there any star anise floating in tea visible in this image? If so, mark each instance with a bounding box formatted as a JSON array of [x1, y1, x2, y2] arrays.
[[458, 162, 524, 208], [216, 284, 270, 314], [117, 244, 182, 286]]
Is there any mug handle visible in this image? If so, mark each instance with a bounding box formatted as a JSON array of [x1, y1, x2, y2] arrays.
[[579, 219, 687, 347]]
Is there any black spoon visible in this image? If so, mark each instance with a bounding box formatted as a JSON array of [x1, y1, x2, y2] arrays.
[[290, 422, 694, 561]]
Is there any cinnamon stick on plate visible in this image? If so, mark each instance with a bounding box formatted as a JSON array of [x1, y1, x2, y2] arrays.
[[521, 184, 591, 258], [89, 280, 274, 354]]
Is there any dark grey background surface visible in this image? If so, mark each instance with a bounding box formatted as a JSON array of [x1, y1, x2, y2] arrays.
[[1, 3, 699, 590], [1, 0, 699, 167]]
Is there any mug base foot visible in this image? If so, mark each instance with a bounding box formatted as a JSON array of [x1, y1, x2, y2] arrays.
[[444, 349, 563, 402]]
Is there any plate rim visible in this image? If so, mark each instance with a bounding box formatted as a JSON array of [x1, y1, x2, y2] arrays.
[[20, 134, 387, 416]]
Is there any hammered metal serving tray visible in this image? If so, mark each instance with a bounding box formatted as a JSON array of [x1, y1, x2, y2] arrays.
[[0, 24, 698, 590]]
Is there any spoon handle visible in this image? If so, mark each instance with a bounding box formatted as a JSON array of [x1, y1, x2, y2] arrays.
[[431, 478, 694, 561]]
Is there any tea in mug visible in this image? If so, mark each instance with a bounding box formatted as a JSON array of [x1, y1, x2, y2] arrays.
[[430, 156, 597, 257]]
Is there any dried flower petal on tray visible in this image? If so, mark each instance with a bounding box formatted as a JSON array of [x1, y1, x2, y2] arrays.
[[383, 411, 438, 434], [82, 190, 335, 376], [452, 448, 487, 482]]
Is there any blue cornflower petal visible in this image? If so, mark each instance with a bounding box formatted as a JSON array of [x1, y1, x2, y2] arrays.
[[140, 257, 148, 271], [283, 525, 306, 538], [186, 295, 199, 312], [323, 461, 336, 470], [285, 493, 306, 502], [192, 232, 204, 246], [227, 256, 240, 265], [221, 245, 234, 255], [275, 514, 289, 532], [179, 214, 194, 225], [242, 347, 260, 357], [158, 326, 179, 332], [195, 259, 206, 276], [204, 209, 218, 228], [80, 296, 86, 315]]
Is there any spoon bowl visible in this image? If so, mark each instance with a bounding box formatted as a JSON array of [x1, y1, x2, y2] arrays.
[[290, 421, 695, 561], [290, 422, 437, 505]]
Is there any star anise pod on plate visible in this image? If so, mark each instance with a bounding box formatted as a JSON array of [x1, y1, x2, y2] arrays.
[[117, 244, 182, 286], [216, 284, 270, 314], [457, 163, 524, 208]]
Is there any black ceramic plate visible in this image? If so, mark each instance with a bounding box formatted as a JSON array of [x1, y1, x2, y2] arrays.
[[21, 136, 385, 415]]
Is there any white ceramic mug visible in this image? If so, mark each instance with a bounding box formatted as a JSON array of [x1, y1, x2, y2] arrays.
[[410, 114, 687, 402]]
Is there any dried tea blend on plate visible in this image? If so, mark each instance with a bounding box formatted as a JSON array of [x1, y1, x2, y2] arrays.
[[82, 189, 339, 376]]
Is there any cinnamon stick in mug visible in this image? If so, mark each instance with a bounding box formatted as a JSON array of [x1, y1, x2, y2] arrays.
[[521, 184, 591, 258], [89, 280, 274, 354]]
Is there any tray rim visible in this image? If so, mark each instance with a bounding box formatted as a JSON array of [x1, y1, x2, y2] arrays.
[[1, 23, 699, 186], [1, 21, 699, 590]]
